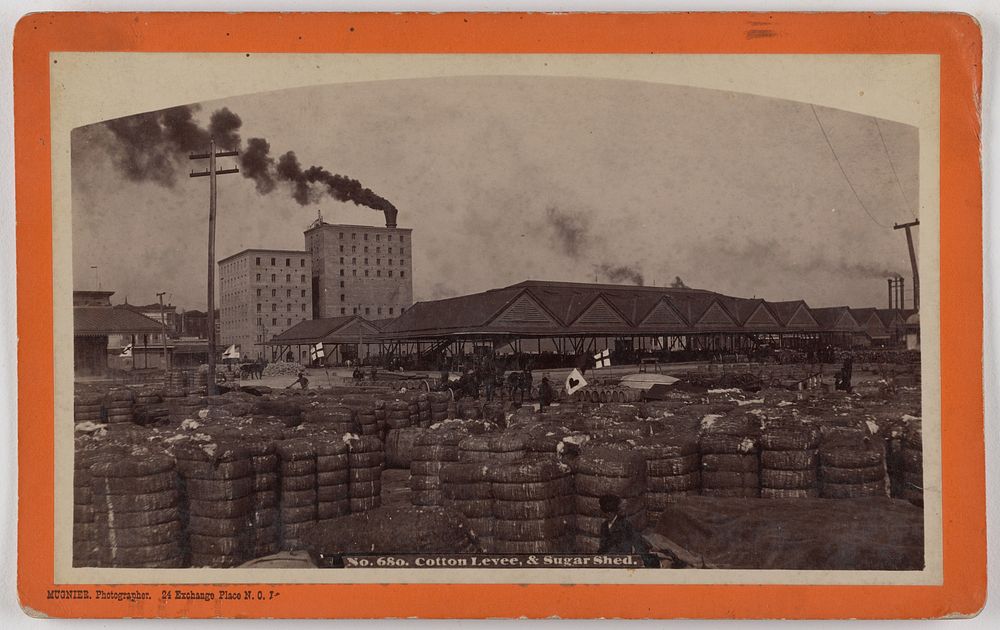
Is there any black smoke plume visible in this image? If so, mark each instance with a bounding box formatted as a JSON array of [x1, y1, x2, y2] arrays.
[[595, 263, 645, 286], [101, 105, 398, 224], [273, 151, 399, 225], [240, 138, 276, 194], [104, 105, 243, 186]]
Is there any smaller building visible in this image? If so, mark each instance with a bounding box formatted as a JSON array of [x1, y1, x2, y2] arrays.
[[218, 249, 313, 360], [73, 291, 163, 377]]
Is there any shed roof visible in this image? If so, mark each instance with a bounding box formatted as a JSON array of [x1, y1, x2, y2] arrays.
[[74, 306, 163, 336]]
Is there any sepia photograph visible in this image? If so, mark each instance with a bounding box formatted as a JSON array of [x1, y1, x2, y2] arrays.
[[52, 50, 943, 585]]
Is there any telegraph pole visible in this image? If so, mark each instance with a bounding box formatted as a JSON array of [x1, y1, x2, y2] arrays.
[[893, 219, 920, 311], [157, 291, 169, 372], [190, 138, 239, 395]]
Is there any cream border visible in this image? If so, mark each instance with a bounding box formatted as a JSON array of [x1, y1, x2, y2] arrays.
[[51, 52, 941, 585]]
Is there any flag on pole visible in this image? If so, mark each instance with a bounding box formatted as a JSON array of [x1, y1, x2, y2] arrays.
[[222, 344, 240, 360], [565, 368, 588, 395], [310, 342, 325, 362], [119, 343, 133, 357], [593, 348, 612, 368]]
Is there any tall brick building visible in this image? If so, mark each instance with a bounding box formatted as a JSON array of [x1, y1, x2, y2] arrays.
[[304, 222, 413, 320], [218, 249, 313, 360]]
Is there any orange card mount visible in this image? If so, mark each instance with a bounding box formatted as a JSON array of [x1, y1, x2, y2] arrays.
[[14, 12, 983, 619]]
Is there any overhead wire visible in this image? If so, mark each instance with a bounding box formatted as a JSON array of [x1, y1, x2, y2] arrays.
[[810, 104, 891, 229], [873, 116, 919, 222]]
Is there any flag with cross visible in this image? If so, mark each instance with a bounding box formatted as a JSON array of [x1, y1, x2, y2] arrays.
[[310, 342, 325, 362], [593, 348, 612, 369]]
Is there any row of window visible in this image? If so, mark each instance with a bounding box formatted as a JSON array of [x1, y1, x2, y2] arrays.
[[257, 303, 308, 313], [339, 257, 405, 266], [257, 288, 308, 298], [338, 305, 398, 317], [255, 273, 308, 283], [256, 317, 300, 328], [338, 269, 404, 278], [338, 245, 405, 255], [255, 256, 307, 268], [338, 232, 405, 243]]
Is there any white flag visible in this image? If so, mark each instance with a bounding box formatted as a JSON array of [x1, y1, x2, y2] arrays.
[[594, 348, 612, 368], [119, 343, 133, 357], [222, 344, 240, 360], [310, 342, 325, 361], [565, 368, 588, 395]]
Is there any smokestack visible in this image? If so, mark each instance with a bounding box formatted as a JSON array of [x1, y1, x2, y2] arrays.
[[898, 277, 905, 310], [887, 278, 893, 309], [385, 206, 398, 229]]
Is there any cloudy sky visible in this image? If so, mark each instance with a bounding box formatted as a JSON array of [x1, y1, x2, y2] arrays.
[[71, 76, 919, 311]]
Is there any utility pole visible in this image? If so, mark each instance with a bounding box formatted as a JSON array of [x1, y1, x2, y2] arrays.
[[157, 291, 169, 372], [893, 219, 920, 311], [90, 265, 100, 290], [190, 138, 239, 395]]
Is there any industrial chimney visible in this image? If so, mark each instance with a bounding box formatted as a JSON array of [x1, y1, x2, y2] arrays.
[[384, 206, 398, 229]]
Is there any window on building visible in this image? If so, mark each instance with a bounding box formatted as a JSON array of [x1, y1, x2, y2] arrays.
[[256, 288, 261, 296], [340, 294, 345, 302], [256, 273, 261, 281], [376, 270, 381, 277], [286, 289, 291, 297], [256, 304, 261, 312], [257, 317, 261, 325], [401, 271, 406, 278], [352, 245, 356, 253], [376, 258, 381, 265], [364, 270, 369, 277], [286, 304, 292, 312], [377, 307, 382, 315], [401, 247, 405, 255], [271, 304, 276, 312], [388, 270, 393, 277], [364, 246, 369, 253], [300, 259, 305, 267], [287, 318, 291, 326], [301, 304, 306, 312], [365, 307, 370, 315], [388, 234, 393, 241], [388, 247, 393, 254], [301, 289, 306, 297], [340, 269, 344, 277], [389, 259, 393, 266], [255, 257, 261, 265], [270, 257, 275, 265], [364, 234, 368, 241], [400, 259, 404, 266], [271, 274, 276, 282], [340, 257, 344, 264], [272, 317, 276, 325], [352, 269, 357, 277], [352, 257, 356, 264], [351, 233, 356, 240], [271, 289, 276, 297], [400, 235, 405, 243], [285, 274, 291, 282], [339, 245, 344, 253], [300, 275, 305, 282], [339, 232, 344, 239], [339, 307, 345, 315], [376, 234, 381, 242], [285, 258, 290, 266], [389, 307, 394, 315]]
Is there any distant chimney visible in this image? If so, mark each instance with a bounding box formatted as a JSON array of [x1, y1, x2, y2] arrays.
[[384, 207, 398, 229]]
